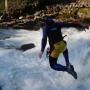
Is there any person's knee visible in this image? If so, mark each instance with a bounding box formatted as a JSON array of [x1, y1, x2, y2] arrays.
[[49, 60, 56, 70], [49, 56, 58, 70], [49, 61, 55, 68], [50, 64, 57, 70]]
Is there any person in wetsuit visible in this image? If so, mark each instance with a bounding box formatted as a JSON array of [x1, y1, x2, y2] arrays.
[[39, 16, 89, 79]]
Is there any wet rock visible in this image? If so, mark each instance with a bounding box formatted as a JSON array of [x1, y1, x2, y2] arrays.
[[20, 43, 35, 51]]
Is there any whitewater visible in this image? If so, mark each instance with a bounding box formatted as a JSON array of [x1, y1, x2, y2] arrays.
[[0, 27, 90, 90]]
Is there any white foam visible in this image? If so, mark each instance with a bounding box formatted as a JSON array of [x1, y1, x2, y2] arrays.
[[0, 28, 90, 90]]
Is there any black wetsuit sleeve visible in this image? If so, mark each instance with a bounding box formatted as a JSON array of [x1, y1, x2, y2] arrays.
[[41, 27, 48, 52], [58, 22, 84, 28]]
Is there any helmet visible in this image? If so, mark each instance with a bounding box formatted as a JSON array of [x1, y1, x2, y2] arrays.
[[42, 16, 54, 23]]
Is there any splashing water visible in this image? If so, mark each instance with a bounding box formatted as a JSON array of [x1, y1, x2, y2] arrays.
[[0, 28, 90, 90]]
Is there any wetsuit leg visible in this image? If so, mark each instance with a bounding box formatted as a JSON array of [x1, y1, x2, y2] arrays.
[[49, 56, 67, 71], [63, 48, 70, 66]]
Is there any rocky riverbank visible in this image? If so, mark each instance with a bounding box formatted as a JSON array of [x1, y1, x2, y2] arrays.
[[0, 15, 40, 30], [0, 0, 90, 30], [0, 13, 90, 30]]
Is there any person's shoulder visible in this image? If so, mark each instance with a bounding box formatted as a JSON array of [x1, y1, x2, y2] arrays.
[[55, 22, 62, 27]]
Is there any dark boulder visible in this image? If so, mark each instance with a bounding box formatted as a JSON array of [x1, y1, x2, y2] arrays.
[[20, 43, 35, 51]]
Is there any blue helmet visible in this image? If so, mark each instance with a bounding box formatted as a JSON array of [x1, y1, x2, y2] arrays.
[[43, 16, 54, 23]]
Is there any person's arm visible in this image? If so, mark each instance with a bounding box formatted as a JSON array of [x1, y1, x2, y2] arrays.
[[39, 27, 48, 58], [58, 22, 89, 29], [41, 27, 48, 52]]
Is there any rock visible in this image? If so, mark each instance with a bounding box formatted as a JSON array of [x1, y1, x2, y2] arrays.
[[34, 11, 41, 16], [20, 43, 35, 51], [26, 15, 34, 20], [0, 16, 3, 20], [19, 16, 24, 20]]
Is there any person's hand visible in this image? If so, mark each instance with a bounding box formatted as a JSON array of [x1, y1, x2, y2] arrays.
[[39, 51, 43, 59]]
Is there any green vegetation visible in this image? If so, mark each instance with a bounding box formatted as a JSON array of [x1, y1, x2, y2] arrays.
[[0, 0, 5, 10], [79, 8, 88, 14]]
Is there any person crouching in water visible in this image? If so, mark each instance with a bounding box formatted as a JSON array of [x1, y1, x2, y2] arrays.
[[39, 16, 89, 79]]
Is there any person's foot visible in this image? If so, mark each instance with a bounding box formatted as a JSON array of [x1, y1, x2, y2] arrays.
[[67, 64, 77, 79]]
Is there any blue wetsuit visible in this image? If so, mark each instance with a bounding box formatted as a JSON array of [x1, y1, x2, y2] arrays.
[[41, 22, 83, 71]]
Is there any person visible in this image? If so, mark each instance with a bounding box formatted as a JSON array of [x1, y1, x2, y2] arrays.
[[39, 16, 89, 79]]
